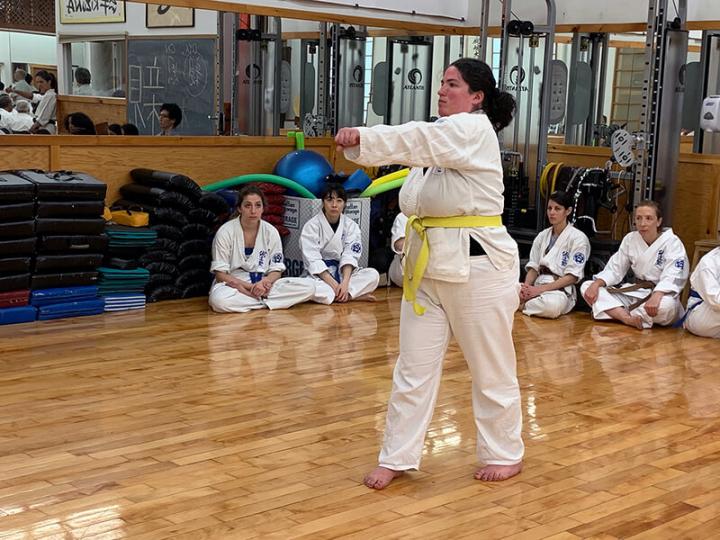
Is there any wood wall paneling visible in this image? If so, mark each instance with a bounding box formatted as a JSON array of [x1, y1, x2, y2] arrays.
[[56, 96, 128, 134]]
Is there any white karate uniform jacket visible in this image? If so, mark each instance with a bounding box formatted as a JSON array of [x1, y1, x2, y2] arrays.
[[684, 246, 720, 338], [524, 224, 590, 318], [208, 219, 313, 312], [388, 212, 409, 287], [300, 212, 379, 303], [583, 229, 689, 327]]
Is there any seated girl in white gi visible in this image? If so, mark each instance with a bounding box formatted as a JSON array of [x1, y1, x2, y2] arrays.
[[521, 190, 590, 318], [683, 246, 720, 338], [388, 212, 409, 287], [209, 186, 314, 313], [582, 200, 689, 329], [301, 183, 380, 303]]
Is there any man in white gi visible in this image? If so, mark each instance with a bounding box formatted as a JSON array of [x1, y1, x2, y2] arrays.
[[300, 184, 379, 303], [684, 246, 720, 338], [388, 212, 409, 287], [336, 58, 524, 489], [582, 201, 688, 329], [209, 186, 315, 313], [521, 191, 590, 318]]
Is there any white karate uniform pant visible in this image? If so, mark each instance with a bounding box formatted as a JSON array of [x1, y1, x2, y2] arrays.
[[310, 268, 380, 304], [208, 278, 314, 313], [684, 298, 720, 339], [521, 275, 574, 319], [388, 255, 403, 287], [379, 256, 524, 470], [580, 281, 681, 329]]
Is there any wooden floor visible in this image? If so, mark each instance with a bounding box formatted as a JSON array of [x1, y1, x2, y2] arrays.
[[1, 288, 719, 539]]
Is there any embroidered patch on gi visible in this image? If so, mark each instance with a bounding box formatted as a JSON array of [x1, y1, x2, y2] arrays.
[[433, 167, 444, 174], [561, 250, 570, 266], [272, 253, 283, 264], [351, 242, 362, 254], [573, 252, 585, 264], [258, 250, 267, 267], [675, 259, 685, 270], [655, 249, 665, 267]]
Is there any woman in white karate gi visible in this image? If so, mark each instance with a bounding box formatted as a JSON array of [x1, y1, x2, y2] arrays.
[[683, 246, 720, 338], [388, 212, 409, 287], [335, 58, 523, 489], [209, 186, 314, 313], [582, 201, 688, 329], [300, 183, 380, 303], [521, 191, 590, 318]]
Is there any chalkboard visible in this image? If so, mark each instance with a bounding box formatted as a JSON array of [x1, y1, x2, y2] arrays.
[[127, 38, 217, 135]]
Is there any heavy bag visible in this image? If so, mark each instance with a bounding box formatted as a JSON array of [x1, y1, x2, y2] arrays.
[[130, 169, 202, 200]]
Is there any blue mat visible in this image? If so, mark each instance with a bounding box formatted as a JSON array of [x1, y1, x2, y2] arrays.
[[31, 286, 99, 307], [37, 299, 105, 320], [0, 305, 37, 325]]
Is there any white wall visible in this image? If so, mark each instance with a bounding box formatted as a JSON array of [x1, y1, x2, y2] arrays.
[[0, 32, 57, 86]]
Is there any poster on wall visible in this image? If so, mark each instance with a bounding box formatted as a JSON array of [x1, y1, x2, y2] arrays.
[[59, 0, 126, 24], [146, 5, 195, 28]]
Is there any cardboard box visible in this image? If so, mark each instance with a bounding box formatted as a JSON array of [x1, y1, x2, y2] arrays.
[[282, 196, 371, 277]]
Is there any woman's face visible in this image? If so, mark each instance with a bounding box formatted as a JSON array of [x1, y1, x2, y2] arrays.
[[437, 66, 483, 117], [239, 194, 264, 222], [635, 205, 662, 236], [34, 76, 49, 94], [323, 192, 345, 221], [547, 200, 571, 226]]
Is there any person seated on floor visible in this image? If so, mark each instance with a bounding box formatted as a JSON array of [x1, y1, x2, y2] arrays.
[[64, 112, 96, 135], [10, 100, 35, 132], [208, 185, 315, 313], [388, 212, 409, 287], [683, 246, 720, 339], [581, 200, 688, 329], [300, 183, 380, 303], [0, 94, 13, 131], [520, 190, 590, 318]]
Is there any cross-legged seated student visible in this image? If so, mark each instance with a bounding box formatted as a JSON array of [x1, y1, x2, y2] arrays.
[[209, 186, 315, 313], [521, 191, 590, 318], [388, 212, 409, 287], [301, 183, 380, 303], [684, 246, 720, 338], [581, 200, 688, 329]]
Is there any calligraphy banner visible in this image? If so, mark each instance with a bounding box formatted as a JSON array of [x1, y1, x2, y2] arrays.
[[59, 0, 126, 24]]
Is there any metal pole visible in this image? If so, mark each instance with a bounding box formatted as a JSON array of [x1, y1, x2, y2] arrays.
[[230, 13, 238, 135], [317, 23, 327, 136], [595, 33, 609, 128], [272, 17, 282, 136], [564, 32, 581, 145], [477, 0, 491, 62]]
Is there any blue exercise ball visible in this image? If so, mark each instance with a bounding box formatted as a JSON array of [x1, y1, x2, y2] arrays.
[[273, 150, 333, 197]]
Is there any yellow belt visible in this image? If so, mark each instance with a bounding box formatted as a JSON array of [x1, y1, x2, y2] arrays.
[[403, 215, 503, 315]]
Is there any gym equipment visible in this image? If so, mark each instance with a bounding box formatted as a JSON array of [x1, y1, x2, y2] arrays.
[[130, 169, 202, 200], [0, 274, 30, 293], [0, 221, 35, 238], [103, 293, 146, 312], [32, 272, 98, 289], [343, 169, 372, 194], [35, 218, 105, 236], [273, 154, 333, 197], [120, 184, 194, 213], [202, 174, 315, 199], [0, 305, 36, 325], [30, 286, 99, 306], [0, 173, 34, 203], [0, 289, 29, 308], [36, 201, 105, 218], [360, 178, 406, 198], [0, 238, 36, 255], [365, 169, 409, 192], [2, 202, 35, 221], [37, 299, 105, 321], [15, 170, 107, 201], [37, 235, 108, 253], [178, 254, 210, 272], [150, 225, 183, 242], [182, 224, 212, 240], [35, 254, 104, 272], [151, 208, 189, 228], [110, 209, 150, 227], [198, 193, 231, 215], [0, 257, 31, 274]]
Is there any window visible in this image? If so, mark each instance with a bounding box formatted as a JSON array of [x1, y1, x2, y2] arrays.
[[63, 40, 126, 97]]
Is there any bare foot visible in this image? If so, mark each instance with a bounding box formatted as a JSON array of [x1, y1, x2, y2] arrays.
[[353, 294, 377, 302], [474, 462, 523, 482], [363, 466, 403, 489], [619, 312, 644, 330]]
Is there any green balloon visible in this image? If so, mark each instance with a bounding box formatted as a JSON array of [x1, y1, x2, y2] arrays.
[[202, 174, 316, 199]]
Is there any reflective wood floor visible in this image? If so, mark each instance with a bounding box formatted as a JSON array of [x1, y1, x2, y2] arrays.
[[1, 288, 719, 539]]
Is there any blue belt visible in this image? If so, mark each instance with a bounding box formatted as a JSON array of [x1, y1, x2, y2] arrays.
[[323, 259, 340, 282], [249, 272, 263, 284], [674, 290, 703, 328]]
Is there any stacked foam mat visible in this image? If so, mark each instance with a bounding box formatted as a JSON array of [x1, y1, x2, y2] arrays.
[[0, 174, 36, 324], [0, 170, 109, 325], [112, 169, 230, 301], [100, 226, 157, 312]]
